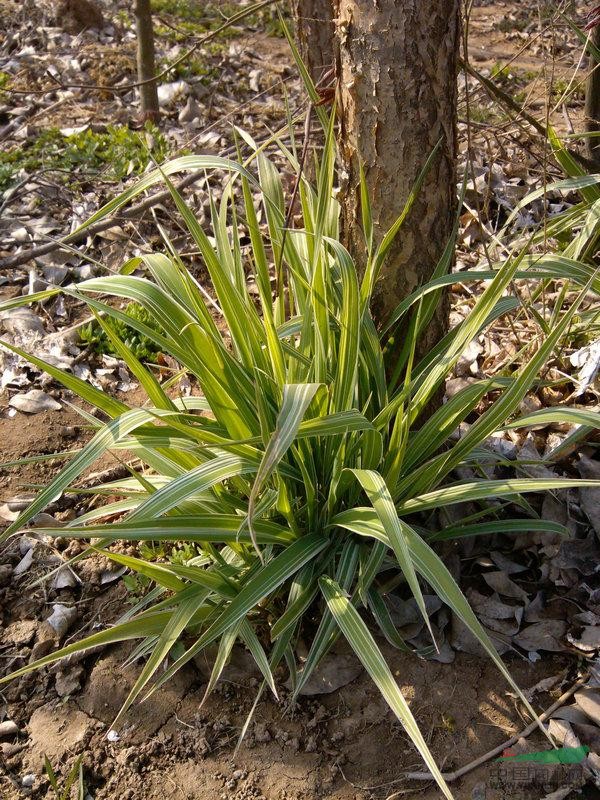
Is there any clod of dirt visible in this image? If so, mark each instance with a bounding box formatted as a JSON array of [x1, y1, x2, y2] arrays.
[[80, 649, 195, 742], [55, 0, 105, 33], [1, 620, 37, 647], [55, 664, 84, 697], [31, 622, 58, 660], [26, 703, 93, 768], [0, 563, 13, 586]]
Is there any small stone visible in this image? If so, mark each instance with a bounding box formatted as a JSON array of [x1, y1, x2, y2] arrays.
[[21, 774, 35, 788], [46, 604, 78, 637], [1, 620, 37, 647], [1, 742, 23, 757], [0, 720, 19, 738]]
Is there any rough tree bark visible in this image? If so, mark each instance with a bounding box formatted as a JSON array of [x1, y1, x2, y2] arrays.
[[292, 0, 335, 83], [134, 0, 160, 122], [334, 0, 460, 354], [585, 24, 600, 170]]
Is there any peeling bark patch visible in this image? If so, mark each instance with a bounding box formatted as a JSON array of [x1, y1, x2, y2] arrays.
[[335, 0, 460, 356]]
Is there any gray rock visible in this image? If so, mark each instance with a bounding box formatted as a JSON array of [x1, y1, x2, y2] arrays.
[[46, 604, 78, 638]]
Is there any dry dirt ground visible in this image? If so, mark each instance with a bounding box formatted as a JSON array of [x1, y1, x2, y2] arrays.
[[1, 2, 600, 800]]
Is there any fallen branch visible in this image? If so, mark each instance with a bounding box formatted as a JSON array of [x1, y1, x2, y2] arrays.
[[461, 57, 598, 172], [0, 170, 205, 271], [0, 112, 306, 273], [404, 674, 588, 785]]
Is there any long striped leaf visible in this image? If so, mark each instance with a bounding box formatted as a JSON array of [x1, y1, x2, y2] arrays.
[[145, 533, 329, 695], [349, 470, 432, 637], [246, 384, 320, 556], [319, 576, 453, 800]]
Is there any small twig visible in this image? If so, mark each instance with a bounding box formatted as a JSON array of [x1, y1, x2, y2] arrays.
[[0, 170, 205, 271], [275, 100, 312, 306], [405, 674, 588, 784], [460, 56, 598, 172]]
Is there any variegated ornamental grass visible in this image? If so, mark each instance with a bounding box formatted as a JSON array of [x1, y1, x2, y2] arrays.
[[2, 113, 600, 798]]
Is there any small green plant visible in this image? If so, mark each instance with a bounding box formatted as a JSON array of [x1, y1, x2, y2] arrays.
[[151, 0, 287, 40], [2, 109, 600, 798], [551, 77, 584, 103], [158, 56, 220, 84], [490, 62, 514, 85], [0, 71, 11, 102], [0, 124, 169, 192], [115, 8, 131, 25], [79, 302, 163, 362], [123, 571, 153, 599], [44, 754, 84, 800]]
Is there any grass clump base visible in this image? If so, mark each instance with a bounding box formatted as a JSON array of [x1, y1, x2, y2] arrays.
[[1, 112, 599, 798]]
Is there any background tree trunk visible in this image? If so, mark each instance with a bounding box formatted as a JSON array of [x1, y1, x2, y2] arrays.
[[134, 0, 160, 122], [292, 0, 335, 83], [334, 0, 460, 355], [585, 24, 600, 170]]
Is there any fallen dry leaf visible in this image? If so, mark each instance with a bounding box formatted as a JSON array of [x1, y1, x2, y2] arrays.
[[482, 570, 529, 601], [513, 620, 567, 652], [9, 390, 61, 414]]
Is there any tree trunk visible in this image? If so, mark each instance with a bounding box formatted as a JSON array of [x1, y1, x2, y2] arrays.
[[334, 0, 460, 356], [292, 0, 335, 83], [134, 0, 160, 123], [585, 24, 600, 170]]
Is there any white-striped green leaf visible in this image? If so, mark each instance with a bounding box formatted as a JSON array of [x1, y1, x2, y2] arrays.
[[246, 384, 320, 556], [319, 576, 453, 800], [349, 470, 431, 637]]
